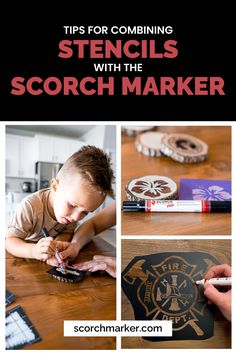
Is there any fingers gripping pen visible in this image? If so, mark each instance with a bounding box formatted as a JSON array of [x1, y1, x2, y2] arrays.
[[42, 227, 67, 274]]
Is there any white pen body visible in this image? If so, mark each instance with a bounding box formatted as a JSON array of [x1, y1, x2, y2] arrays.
[[196, 277, 231, 286]]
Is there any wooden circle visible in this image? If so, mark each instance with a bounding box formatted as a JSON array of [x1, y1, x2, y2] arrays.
[[161, 133, 208, 163], [135, 131, 166, 156], [126, 175, 178, 201], [122, 126, 156, 136]]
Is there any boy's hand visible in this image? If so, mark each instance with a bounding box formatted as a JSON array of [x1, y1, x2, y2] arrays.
[[73, 255, 116, 278], [32, 236, 57, 261], [46, 240, 71, 267], [59, 243, 80, 262]]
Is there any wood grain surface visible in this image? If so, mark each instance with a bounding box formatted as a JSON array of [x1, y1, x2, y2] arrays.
[[6, 237, 116, 350], [121, 126, 231, 235], [121, 239, 231, 349]]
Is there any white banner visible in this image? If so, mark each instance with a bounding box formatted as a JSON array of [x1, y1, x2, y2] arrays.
[[64, 320, 172, 337]]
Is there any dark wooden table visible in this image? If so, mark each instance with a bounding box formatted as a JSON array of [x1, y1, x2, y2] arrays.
[[121, 126, 231, 235], [6, 237, 116, 350], [121, 239, 231, 349]]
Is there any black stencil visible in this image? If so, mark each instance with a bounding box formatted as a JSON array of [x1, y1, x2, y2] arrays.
[[6, 305, 41, 349], [122, 252, 220, 340], [47, 265, 85, 283], [5, 290, 16, 307]]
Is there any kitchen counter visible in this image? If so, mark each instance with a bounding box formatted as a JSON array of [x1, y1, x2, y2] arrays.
[[97, 227, 116, 247]]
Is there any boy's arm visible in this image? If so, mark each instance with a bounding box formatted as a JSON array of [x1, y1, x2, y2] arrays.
[[61, 202, 116, 259], [6, 235, 36, 259], [6, 232, 56, 261]]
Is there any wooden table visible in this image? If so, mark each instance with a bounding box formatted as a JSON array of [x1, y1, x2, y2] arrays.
[[121, 239, 231, 349], [121, 126, 231, 235], [6, 236, 116, 350]]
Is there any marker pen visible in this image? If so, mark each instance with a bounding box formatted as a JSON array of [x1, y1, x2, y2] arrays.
[[122, 200, 231, 213], [42, 227, 67, 273], [195, 277, 231, 286]]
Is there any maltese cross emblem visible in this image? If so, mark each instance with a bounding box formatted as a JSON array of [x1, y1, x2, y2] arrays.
[[122, 252, 219, 340]]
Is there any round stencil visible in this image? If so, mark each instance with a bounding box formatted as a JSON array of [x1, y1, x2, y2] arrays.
[[125, 175, 178, 201]]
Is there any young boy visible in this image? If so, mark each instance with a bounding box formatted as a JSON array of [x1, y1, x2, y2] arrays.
[[6, 145, 115, 265]]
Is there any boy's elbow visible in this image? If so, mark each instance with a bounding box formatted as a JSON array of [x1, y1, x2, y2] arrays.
[[5, 235, 17, 253], [5, 237, 13, 252]]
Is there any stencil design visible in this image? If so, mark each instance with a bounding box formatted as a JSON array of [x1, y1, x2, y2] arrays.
[[122, 252, 220, 341], [192, 185, 231, 201], [131, 180, 171, 198]]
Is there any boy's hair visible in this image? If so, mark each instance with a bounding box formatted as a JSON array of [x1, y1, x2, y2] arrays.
[[58, 145, 115, 198]]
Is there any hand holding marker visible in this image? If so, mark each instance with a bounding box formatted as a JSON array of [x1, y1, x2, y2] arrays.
[[42, 227, 67, 274], [197, 264, 232, 322]]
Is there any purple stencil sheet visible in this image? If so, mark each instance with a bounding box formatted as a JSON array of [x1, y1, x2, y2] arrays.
[[179, 179, 231, 201]]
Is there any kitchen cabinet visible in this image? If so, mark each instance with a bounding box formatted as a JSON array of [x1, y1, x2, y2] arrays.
[[6, 134, 36, 178], [36, 135, 85, 164], [36, 135, 61, 163], [67, 139, 85, 157], [5, 133, 86, 178]]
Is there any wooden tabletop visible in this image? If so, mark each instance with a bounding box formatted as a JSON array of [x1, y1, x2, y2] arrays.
[[6, 236, 116, 350], [121, 126, 231, 235], [121, 239, 231, 349]]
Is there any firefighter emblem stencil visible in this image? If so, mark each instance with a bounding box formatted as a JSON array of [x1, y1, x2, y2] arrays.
[[122, 252, 220, 340]]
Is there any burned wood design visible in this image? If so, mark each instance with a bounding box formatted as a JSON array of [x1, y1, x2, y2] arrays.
[[47, 265, 85, 283], [122, 252, 220, 340]]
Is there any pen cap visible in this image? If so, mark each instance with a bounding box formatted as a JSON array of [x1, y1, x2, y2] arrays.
[[211, 201, 231, 213], [122, 200, 146, 211]]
